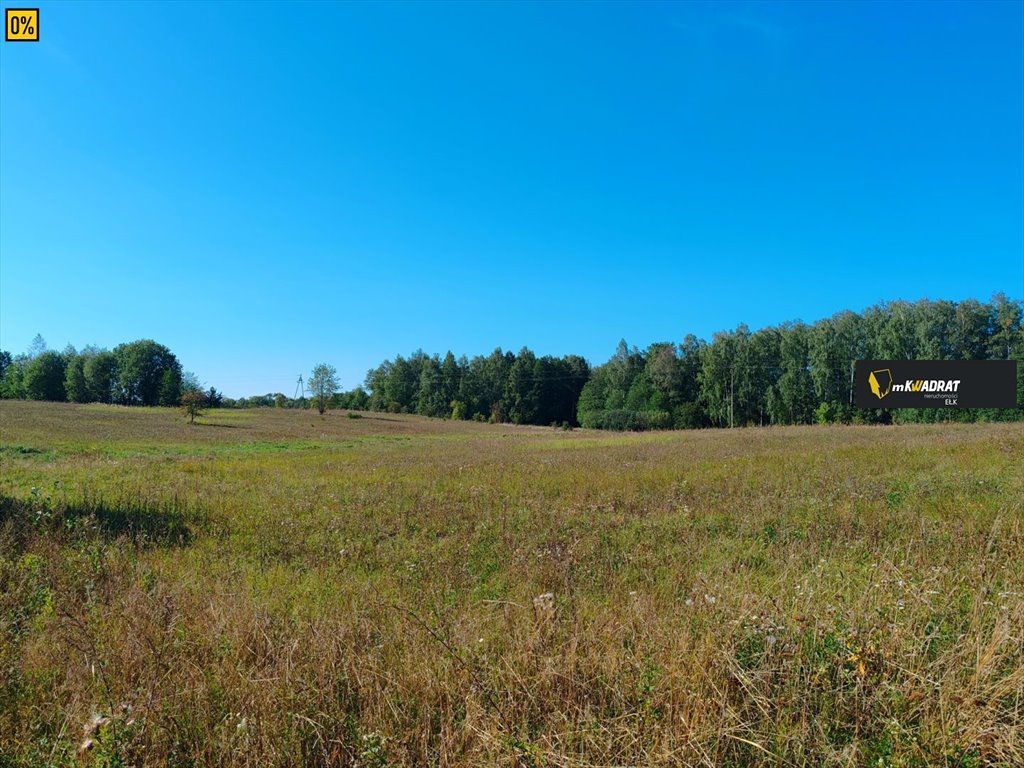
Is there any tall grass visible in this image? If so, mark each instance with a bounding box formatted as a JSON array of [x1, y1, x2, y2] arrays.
[[1, 401, 1021, 766]]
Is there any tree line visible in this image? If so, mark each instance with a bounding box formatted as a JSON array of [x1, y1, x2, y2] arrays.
[[3, 296, 1020, 428], [0, 336, 222, 408], [363, 349, 591, 425], [358, 296, 1023, 428]]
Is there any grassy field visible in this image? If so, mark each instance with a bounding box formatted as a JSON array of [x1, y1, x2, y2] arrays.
[[1, 401, 1022, 767]]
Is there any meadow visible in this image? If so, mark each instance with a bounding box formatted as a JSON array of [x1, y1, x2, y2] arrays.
[[1, 400, 1021, 767]]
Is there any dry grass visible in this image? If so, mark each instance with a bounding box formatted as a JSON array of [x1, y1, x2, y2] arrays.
[[1, 400, 1022, 767]]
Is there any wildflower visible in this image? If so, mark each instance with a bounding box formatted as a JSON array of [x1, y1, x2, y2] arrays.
[[533, 592, 555, 623], [78, 713, 111, 755]]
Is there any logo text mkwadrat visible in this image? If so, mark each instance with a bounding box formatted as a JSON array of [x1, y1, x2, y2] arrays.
[[891, 379, 961, 394], [869, 369, 961, 403]]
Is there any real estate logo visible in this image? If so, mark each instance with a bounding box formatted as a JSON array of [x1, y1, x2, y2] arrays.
[[855, 360, 1017, 409], [867, 369, 892, 400]]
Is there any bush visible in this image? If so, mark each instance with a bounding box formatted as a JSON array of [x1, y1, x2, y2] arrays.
[[673, 402, 708, 429], [815, 401, 834, 425], [599, 409, 645, 431], [644, 410, 672, 430]]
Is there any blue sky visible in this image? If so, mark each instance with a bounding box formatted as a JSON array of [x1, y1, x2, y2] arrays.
[[1, 1, 1022, 397]]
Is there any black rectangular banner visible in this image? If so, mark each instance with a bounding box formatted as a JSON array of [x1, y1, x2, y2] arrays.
[[854, 360, 1018, 409]]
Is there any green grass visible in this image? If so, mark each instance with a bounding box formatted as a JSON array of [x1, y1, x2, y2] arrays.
[[1, 400, 1022, 766]]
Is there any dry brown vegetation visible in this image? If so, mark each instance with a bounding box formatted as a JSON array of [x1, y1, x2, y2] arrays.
[[1, 400, 1022, 767]]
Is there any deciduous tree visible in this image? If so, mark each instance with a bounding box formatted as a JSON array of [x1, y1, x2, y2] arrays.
[[308, 363, 339, 415], [181, 389, 206, 424]]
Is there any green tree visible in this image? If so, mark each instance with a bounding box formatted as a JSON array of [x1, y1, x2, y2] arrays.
[[440, 352, 461, 413], [113, 340, 182, 406], [505, 348, 538, 424], [776, 323, 815, 424], [205, 387, 223, 408], [0, 354, 28, 399], [65, 354, 89, 403], [748, 328, 781, 425], [24, 351, 67, 401], [159, 369, 183, 406], [645, 343, 682, 408], [576, 371, 609, 428], [989, 293, 1023, 360], [84, 351, 118, 404], [364, 361, 392, 411], [810, 312, 856, 421], [180, 389, 206, 424], [385, 356, 417, 413], [308, 363, 339, 415], [416, 355, 445, 417], [952, 299, 991, 360], [700, 326, 752, 428], [345, 387, 369, 410]]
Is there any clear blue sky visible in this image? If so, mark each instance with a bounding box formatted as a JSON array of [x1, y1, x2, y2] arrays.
[[2, 1, 1022, 397]]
